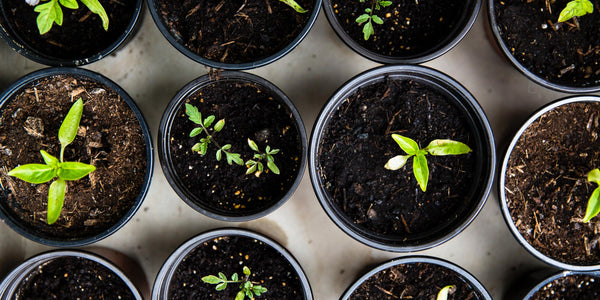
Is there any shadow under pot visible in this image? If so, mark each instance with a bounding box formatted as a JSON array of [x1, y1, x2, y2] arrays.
[[322, 0, 481, 64], [0, 250, 143, 299], [152, 228, 313, 299], [341, 256, 492, 299], [309, 65, 495, 252], [147, 0, 320, 69], [0, 0, 143, 66], [0, 67, 153, 247], [488, 0, 600, 93], [500, 96, 600, 271], [504, 269, 600, 300], [158, 71, 306, 221]]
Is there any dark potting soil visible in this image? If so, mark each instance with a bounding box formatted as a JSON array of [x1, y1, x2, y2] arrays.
[[494, 0, 600, 88], [349, 262, 483, 299], [0, 75, 147, 239], [168, 79, 302, 216], [332, 0, 471, 58], [505, 102, 600, 265], [530, 274, 600, 299], [14, 256, 136, 299], [1, 0, 137, 60], [318, 77, 477, 238], [155, 0, 314, 64], [168, 235, 304, 299]]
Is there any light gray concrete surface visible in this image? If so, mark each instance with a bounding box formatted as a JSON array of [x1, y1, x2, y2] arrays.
[[0, 5, 581, 299]]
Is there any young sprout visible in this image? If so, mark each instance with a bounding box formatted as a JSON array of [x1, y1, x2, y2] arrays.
[[245, 139, 280, 177], [558, 0, 593, 23], [202, 266, 268, 300], [583, 169, 600, 222], [355, 0, 392, 40], [280, 0, 308, 13], [436, 285, 456, 300], [27, 0, 109, 35], [186, 104, 243, 166], [7, 98, 96, 224], [384, 134, 472, 192]]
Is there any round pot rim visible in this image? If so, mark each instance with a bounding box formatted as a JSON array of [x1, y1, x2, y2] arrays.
[[487, 0, 600, 93], [0, 0, 143, 67], [340, 255, 492, 300], [158, 71, 307, 222], [151, 227, 313, 299], [499, 95, 600, 271], [309, 64, 496, 252], [0, 249, 143, 299], [146, 0, 321, 70], [322, 0, 482, 64], [0, 67, 154, 247], [522, 270, 600, 299]]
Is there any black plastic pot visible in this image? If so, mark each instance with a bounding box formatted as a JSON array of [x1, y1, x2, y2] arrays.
[[323, 0, 481, 64], [309, 65, 495, 252], [0, 249, 144, 299], [152, 228, 313, 299], [341, 256, 492, 299], [504, 269, 600, 300], [158, 71, 306, 221], [499, 96, 600, 271], [146, 0, 320, 70], [0, 0, 143, 66], [487, 0, 600, 93], [0, 67, 154, 247]]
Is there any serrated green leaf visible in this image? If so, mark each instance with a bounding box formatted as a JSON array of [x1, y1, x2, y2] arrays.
[[192, 143, 202, 152], [245, 289, 253, 299], [34, 0, 60, 34], [57, 162, 95, 180], [372, 15, 383, 24], [355, 14, 370, 24], [59, 0, 78, 9], [589, 169, 600, 185], [7, 164, 56, 184], [437, 285, 455, 300], [558, 0, 593, 22], [202, 275, 222, 284], [47, 178, 66, 224], [243, 266, 251, 276], [248, 139, 259, 152], [246, 164, 257, 175], [204, 115, 215, 127], [425, 139, 472, 156], [235, 290, 245, 300], [391, 134, 420, 155], [216, 149, 222, 161], [59, 98, 83, 150], [363, 21, 374, 40], [267, 161, 280, 175], [253, 285, 267, 296], [279, 0, 308, 13], [190, 127, 203, 137], [185, 104, 203, 125], [226, 153, 243, 165], [80, 0, 109, 30], [40, 150, 59, 167], [214, 119, 225, 132], [413, 154, 429, 192], [384, 154, 412, 170], [216, 282, 227, 291]]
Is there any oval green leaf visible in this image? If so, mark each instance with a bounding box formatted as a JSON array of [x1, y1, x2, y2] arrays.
[[80, 0, 109, 30], [243, 266, 251, 275], [204, 115, 215, 127], [588, 169, 600, 185], [391, 134, 420, 155], [235, 291, 245, 300], [40, 150, 59, 167], [47, 178, 66, 224], [413, 154, 429, 192], [214, 119, 225, 132], [267, 161, 280, 175], [584, 187, 600, 222], [190, 127, 203, 137], [58, 98, 83, 148], [202, 275, 221, 284], [59, 0, 79, 9], [57, 162, 95, 180], [558, 0, 593, 22], [425, 139, 472, 156], [356, 14, 370, 24], [248, 139, 259, 152], [8, 164, 56, 184]]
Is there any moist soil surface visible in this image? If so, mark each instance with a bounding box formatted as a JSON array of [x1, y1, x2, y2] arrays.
[[168, 235, 305, 299], [14, 256, 136, 299], [494, 0, 600, 88], [156, 0, 314, 64], [331, 0, 472, 58], [505, 101, 600, 265], [168, 79, 302, 216], [0, 75, 147, 240], [317, 77, 477, 240], [349, 262, 483, 299], [2, 0, 137, 60], [530, 274, 600, 299]]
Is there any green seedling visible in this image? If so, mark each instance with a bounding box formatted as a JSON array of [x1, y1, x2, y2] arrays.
[[436, 285, 456, 300], [384, 134, 472, 192], [28, 0, 109, 35], [245, 139, 280, 177], [558, 0, 593, 23], [280, 0, 308, 13], [186, 103, 243, 166], [202, 266, 268, 300], [7, 98, 95, 224], [355, 0, 392, 40], [583, 169, 600, 222]]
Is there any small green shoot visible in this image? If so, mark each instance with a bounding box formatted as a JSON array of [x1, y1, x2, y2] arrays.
[[384, 134, 472, 192], [355, 0, 392, 40], [583, 168, 600, 222], [280, 0, 308, 13], [7, 98, 96, 224], [30, 0, 109, 35], [186, 104, 243, 166], [436, 285, 456, 300], [202, 266, 268, 300], [558, 0, 593, 23], [245, 139, 280, 177]]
